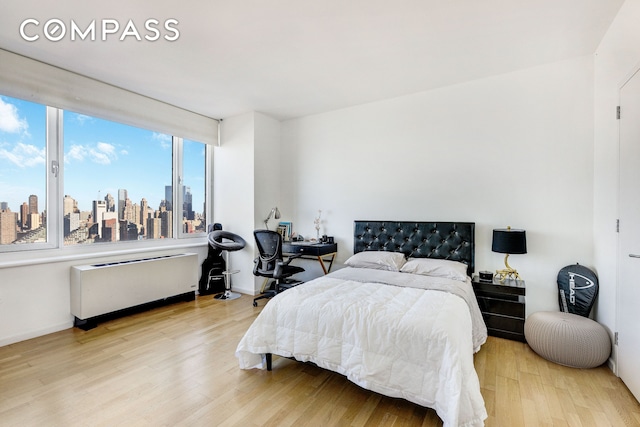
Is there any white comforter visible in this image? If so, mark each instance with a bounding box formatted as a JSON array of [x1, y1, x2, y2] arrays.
[[235, 267, 488, 427]]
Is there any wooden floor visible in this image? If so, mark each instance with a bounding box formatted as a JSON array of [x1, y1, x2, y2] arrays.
[[1, 295, 639, 427]]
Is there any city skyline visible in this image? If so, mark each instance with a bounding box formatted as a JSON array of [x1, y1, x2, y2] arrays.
[[0, 95, 206, 215], [1, 185, 204, 245]]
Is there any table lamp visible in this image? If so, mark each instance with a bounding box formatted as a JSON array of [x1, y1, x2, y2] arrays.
[[263, 206, 280, 230], [492, 226, 527, 281]]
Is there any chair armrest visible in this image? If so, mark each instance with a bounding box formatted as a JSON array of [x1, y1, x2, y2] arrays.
[[253, 257, 259, 275], [274, 260, 284, 278], [275, 253, 302, 277], [282, 253, 303, 265]]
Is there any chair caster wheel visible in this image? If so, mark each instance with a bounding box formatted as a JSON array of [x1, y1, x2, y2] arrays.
[[253, 301, 258, 307]]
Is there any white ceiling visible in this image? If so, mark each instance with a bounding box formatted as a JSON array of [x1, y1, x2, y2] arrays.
[[0, 0, 625, 121]]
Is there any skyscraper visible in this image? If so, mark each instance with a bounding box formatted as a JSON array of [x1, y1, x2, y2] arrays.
[[160, 208, 172, 238], [140, 198, 149, 236], [118, 189, 127, 220], [103, 211, 118, 241], [102, 218, 117, 242], [123, 198, 137, 224], [28, 213, 40, 230], [64, 212, 80, 236], [105, 193, 115, 212], [183, 186, 194, 220], [164, 185, 173, 211], [0, 209, 17, 244], [20, 202, 29, 229], [63, 195, 78, 216], [28, 195, 38, 214], [92, 200, 106, 238], [147, 216, 161, 239]]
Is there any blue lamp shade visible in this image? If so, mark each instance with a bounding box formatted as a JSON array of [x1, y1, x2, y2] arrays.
[[492, 228, 527, 255]]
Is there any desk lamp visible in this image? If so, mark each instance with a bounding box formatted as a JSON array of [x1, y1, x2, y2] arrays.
[[492, 226, 527, 281], [264, 206, 280, 230]]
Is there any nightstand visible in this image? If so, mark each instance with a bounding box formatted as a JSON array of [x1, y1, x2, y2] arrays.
[[472, 275, 526, 342]]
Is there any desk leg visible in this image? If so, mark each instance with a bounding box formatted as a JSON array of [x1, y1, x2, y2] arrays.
[[316, 252, 336, 275], [326, 252, 336, 273], [317, 255, 328, 274], [260, 277, 269, 292]]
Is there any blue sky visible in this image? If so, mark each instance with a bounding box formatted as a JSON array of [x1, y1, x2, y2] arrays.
[[0, 95, 205, 214]]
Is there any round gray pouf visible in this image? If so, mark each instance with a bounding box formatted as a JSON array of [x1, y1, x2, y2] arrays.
[[525, 311, 611, 369]]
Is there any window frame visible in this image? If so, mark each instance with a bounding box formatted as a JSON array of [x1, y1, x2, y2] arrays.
[[174, 137, 211, 239], [49, 106, 63, 250], [0, 101, 59, 253], [0, 98, 214, 256]]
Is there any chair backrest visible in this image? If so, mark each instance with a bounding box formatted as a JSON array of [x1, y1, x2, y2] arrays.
[[253, 229, 283, 277]]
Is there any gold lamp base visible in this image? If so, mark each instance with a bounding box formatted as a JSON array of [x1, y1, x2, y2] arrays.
[[495, 254, 522, 282], [495, 267, 521, 281]]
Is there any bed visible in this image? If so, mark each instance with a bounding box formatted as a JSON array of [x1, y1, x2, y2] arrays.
[[236, 221, 488, 427]]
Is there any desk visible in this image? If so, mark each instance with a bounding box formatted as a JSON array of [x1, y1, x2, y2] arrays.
[[282, 241, 338, 274]]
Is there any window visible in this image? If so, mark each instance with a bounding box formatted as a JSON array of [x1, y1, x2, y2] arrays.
[[179, 138, 207, 235], [63, 111, 174, 244], [0, 92, 212, 252], [0, 95, 47, 247]]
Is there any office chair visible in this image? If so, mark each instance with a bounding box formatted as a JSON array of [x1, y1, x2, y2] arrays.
[[252, 229, 305, 307]]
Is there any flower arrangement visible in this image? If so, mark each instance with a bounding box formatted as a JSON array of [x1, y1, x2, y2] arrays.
[[314, 210, 322, 240]]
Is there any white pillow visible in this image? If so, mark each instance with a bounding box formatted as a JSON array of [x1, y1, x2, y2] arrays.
[[344, 251, 406, 272], [400, 257, 468, 281]]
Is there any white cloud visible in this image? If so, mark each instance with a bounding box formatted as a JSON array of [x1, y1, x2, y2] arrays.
[[0, 142, 45, 168], [96, 142, 116, 156], [74, 114, 93, 125], [153, 132, 172, 149], [65, 142, 119, 165], [65, 144, 88, 162], [91, 142, 117, 164], [153, 132, 171, 142], [0, 97, 29, 134]]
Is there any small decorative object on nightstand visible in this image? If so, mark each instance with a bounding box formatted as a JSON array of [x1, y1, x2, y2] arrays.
[[472, 274, 526, 342], [492, 226, 527, 281], [479, 271, 494, 282]]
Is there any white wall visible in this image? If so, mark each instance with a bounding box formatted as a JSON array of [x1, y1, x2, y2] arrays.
[[254, 112, 283, 231], [215, 111, 283, 294], [214, 112, 256, 295], [0, 246, 207, 346], [0, 261, 77, 346], [593, 0, 640, 371], [253, 112, 283, 290], [281, 55, 595, 316]]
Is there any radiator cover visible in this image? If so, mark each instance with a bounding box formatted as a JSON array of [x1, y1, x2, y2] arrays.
[[70, 253, 198, 320]]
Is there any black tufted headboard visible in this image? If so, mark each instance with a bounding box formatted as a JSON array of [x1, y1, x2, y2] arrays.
[[354, 221, 475, 277]]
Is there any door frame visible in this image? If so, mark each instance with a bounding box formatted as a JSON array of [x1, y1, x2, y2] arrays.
[[616, 64, 640, 383]]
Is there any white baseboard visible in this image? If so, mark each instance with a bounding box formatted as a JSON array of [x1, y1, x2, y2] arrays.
[[608, 356, 617, 376], [228, 285, 256, 296], [0, 320, 73, 348]]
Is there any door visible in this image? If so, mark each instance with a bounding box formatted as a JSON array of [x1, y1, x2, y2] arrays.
[[618, 67, 640, 402]]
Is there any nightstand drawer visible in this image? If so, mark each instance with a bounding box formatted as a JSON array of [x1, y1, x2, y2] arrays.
[[472, 274, 526, 342], [476, 295, 525, 318], [482, 313, 524, 334]]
